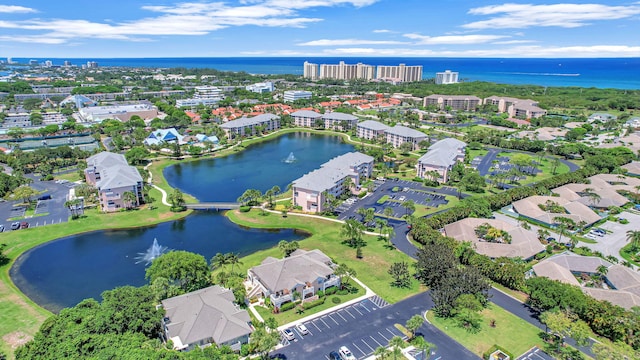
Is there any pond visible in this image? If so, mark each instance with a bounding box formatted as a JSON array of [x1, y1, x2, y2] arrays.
[[11, 132, 355, 312]]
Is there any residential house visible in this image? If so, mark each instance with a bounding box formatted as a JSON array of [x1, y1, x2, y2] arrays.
[[444, 218, 545, 260], [247, 249, 340, 309], [292, 152, 374, 213], [84, 152, 144, 212], [161, 285, 253, 351], [484, 96, 546, 119], [219, 113, 280, 138], [511, 195, 601, 228], [533, 252, 640, 309], [416, 138, 466, 183], [385, 125, 427, 150], [144, 128, 185, 146], [290, 110, 322, 127], [357, 120, 390, 140], [622, 161, 640, 176], [588, 112, 617, 123], [552, 174, 640, 209]]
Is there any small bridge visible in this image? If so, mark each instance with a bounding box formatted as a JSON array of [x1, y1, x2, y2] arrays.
[[185, 202, 241, 210]]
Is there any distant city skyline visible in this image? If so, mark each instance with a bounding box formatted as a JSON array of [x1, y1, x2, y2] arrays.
[[0, 1, 639, 58]]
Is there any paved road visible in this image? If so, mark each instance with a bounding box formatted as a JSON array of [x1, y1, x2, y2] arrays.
[[582, 211, 640, 265], [272, 292, 479, 360]]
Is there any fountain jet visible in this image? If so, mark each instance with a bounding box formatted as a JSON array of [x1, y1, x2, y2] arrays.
[[135, 238, 168, 265]]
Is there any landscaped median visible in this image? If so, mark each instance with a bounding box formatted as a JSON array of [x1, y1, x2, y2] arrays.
[[0, 187, 191, 357], [226, 209, 425, 304], [425, 304, 545, 357]]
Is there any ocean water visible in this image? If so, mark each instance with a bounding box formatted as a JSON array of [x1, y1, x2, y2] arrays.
[[8, 57, 640, 89]]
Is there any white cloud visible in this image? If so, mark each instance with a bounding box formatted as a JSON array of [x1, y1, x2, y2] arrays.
[[465, 3, 640, 29], [0, 5, 36, 13], [492, 40, 537, 45], [319, 44, 640, 57], [0, 0, 376, 44], [297, 38, 408, 46], [404, 33, 508, 44], [0, 35, 65, 44], [372, 29, 392, 33]]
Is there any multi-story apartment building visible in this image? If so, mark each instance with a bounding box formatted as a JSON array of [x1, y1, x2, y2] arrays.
[[435, 70, 459, 84], [219, 113, 280, 138], [376, 64, 423, 83], [356, 120, 390, 140], [176, 86, 224, 107], [292, 152, 374, 213], [283, 90, 313, 102], [245, 82, 274, 93], [290, 110, 322, 127], [424, 94, 481, 111], [84, 152, 144, 212], [303, 61, 319, 80], [385, 125, 427, 150], [322, 112, 358, 130], [484, 96, 547, 119], [319, 61, 375, 81], [416, 138, 467, 183]]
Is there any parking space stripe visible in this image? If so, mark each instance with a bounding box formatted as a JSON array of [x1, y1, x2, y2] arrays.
[[386, 328, 400, 338], [352, 305, 363, 315], [370, 335, 383, 347], [344, 308, 356, 319], [310, 322, 322, 332], [378, 331, 390, 341], [351, 342, 366, 357], [328, 314, 340, 325], [336, 311, 348, 322], [320, 317, 330, 329], [361, 339, 374, 352]]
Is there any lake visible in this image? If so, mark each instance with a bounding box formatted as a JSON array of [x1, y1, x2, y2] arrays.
[[11, 132, 355, 312]]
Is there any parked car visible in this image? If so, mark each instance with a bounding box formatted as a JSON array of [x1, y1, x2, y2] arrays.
[[546, 237, 556, 242], [38, 194, 51, 200], [20, 221, 29, 229], [10, 222, 20, 230], [296, 323, 309, 335], [0, 225, 4, 232], [593, 228, 605, 235], [339, 346, 356, 360], [282, 328, 295, 341], [329, 351, 343, 360]]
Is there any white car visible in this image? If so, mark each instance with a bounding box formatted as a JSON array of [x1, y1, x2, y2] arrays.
[[282, 328, 295, 341], [339, 346, 356, 360], [296, 323, 309, 335]]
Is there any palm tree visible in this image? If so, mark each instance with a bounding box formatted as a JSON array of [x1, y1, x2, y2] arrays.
[[374, 346, 390, 359], [343, 176, 355, 194], [388, 336, 405, 360], [582, 187, 601, 207], [401, 200, 415, 217], [122, 191, 137, 210], [412, 336, 436, 360], [376, 218, 388, 237], [555, 217, 576, 246], [596, 265, 609, 280], [227, 253, 242, 274], [384, 207, 394, 219], [211, 253, 229, 272], [627, 230, 640, 251]]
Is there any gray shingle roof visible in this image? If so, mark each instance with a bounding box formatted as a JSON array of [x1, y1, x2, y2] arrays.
[[292, 152, 373, 192], [428, 138, 466, 151], [86, 152, 128, 168], [162, 285, 252, 347], [220, 113, 279, 128], [96, 164, 143, 189], [385, 125, 426, 138], [357, 120, 390, 131], [250, 249, 334, 293], [322, 112, 358, 121], [291, 110, 322, 118]]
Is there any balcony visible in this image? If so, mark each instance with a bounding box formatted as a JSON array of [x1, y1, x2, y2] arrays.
[[270, 293, 292, 306], [103, 192, 120, 200], [323, 276, 340, 289]]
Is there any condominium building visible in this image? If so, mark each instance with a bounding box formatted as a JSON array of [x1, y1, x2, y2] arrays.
[[416, 138, 467, 183], [283, 90, 313, 102], [176, 86, 224, 107], [78, 103, 159, 122], [292, 152, 374, 213], [435, 70, 459, 84], [303, 61, 319, 80], [357, 120, 390, 140], [219, 113, 280, 138], [376, 64, 423, 83], [424, 94, 481, 111], [245, 82, 274, 93], [319, 61, 375, 81], [290, 110, 322, 127], [385, 125, 427, 150], [484, 96, 547, 119], [322, 112, 359, 130], [85, 152, 144, 212]]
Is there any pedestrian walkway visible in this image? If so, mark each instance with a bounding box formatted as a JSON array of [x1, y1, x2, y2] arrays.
[[369, 295, 390, 309]]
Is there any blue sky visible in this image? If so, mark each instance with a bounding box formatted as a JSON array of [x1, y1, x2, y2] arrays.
[[1, 0, 639, 58]]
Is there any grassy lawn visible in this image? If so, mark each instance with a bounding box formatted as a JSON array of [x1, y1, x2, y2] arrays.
[[426, 304, 545, 357], [517, 158, 571, 186], [413, 195, 460, 218], [0, 187, 191, 357], [226, 209, 425, 304], [467, 149, 489, 161], [253, 282, 365, 326], [54, 172, 82, 182], [620, 242, 640, 267]]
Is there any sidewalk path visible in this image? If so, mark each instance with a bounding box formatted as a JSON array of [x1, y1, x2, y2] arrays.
[[144, 162, 171, 206]]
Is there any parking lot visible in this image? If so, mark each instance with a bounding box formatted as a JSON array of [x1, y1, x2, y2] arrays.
[[582, 211, 640, 264], [273, 292, 478, 360]]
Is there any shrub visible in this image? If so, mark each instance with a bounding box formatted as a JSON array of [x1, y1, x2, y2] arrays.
[[358, 191, 367, 198], [620, 218, 630, 224], [249, 297, 258, 304], [239, 205, 251, 212], [331, 297, 341, 304], [317, 290, 325, 298], [324, 287, 338, 296], [303, 298, 326, 310], [482, 345, 513, 360], [279, 302, 296, 312], [337, 289, 349, 295]]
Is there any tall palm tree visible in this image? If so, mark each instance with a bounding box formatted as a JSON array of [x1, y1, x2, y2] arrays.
[[627, 230, 640, 250], [582, 187, 601, 207], [226, 253, 242, 274], [402, 200, 415, 217], [555, 216, 576, 246], [388, 336, 405, 360], [122, 191, 137, 210], [384, 207, 394, 218], [412, 336, 436, 360], [374, 346, 390, 359], [211, 253, 229, 272]]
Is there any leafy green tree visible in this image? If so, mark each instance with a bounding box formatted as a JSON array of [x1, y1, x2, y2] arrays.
[[401, 199, 415, 217], [334, 263, 357, 286], [388, 261, 412, 288], [411, 336, 436, 360], [249, 326, 280, 359], [122, 191, 137, 210], [374, 346, 390, 359], [627, 230, 640, 251], [0, 243, 9, 267], [9, 185, 40, 203], [146, 251, 211, 293], [125, 147, 150, 165], [278, 240, 300, 257], [168, 188, 186, 212], [341, 219, 365, 248]]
